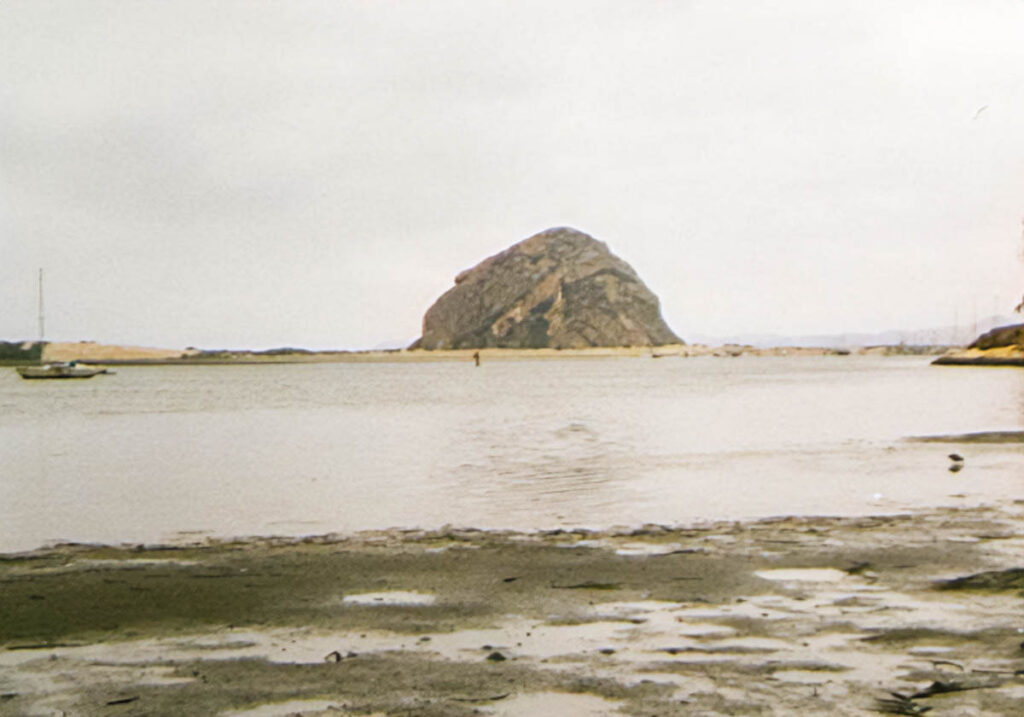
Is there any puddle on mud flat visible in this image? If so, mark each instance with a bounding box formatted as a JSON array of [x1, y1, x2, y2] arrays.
[[613, 542, 696, 557], [4, 561, 1022, 716], [340, 591, 436, 606], [907, 645, 956, 655], [220, 699, 342, 716], [481, 691, 622, 716], [772, 669, 840, 684], [675, 622, 736, 638], [754, 568, 852, 583], [75, 558, 200, 568]]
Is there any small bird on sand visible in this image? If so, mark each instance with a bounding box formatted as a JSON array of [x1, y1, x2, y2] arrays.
[[948, 453, 964, 473]]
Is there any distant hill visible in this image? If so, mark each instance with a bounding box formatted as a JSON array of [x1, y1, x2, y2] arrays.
[[690, 315, 1022, 349], [372, 339, 414, 351]]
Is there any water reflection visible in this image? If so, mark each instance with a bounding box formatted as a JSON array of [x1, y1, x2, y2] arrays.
[[441, 420, 637, 523]]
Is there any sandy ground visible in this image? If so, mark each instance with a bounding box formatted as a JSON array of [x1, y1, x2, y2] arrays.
[[2, 498, 1023, 717], [41, 343, 196, 363]]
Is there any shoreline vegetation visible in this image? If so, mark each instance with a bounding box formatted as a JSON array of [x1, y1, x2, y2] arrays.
[[2, 503, 1023, 715]]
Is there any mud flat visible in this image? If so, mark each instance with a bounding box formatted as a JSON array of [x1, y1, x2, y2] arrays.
[[2, 504, 1024, 716]]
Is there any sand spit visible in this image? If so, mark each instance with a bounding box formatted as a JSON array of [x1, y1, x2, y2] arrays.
[[31, 341, 951, 366], [2, 505, 1023, 715]]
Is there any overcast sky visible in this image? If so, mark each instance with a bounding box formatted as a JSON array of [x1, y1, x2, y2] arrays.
[[2, 1, 1023, 349]]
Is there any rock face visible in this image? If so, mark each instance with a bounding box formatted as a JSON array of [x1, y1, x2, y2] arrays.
[[968, 323, 1024, 350], [932, 321, 1024, 366], [415, 227, 681, 349]]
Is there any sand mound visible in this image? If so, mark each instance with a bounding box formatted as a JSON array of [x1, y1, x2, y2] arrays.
[[42, 342, 191, 362]]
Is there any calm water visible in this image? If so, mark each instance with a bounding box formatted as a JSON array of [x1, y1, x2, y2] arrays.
[[1, 357, 1022, 552]]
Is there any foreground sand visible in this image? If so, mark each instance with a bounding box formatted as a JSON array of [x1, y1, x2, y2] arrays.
[[2, 502, 1023, 716]]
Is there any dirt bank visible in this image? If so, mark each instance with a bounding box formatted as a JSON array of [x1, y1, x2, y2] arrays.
[[2, 504, 1023, 716]]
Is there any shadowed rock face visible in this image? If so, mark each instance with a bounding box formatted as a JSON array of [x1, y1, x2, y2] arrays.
[[969, 322, 1024, 350], [415, 227, 681, 349]]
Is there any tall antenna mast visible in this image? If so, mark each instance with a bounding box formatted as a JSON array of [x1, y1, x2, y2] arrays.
[[38, 268, 45, 341]]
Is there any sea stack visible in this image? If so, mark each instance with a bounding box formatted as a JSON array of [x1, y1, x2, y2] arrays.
[[414, 227, 681, 350]]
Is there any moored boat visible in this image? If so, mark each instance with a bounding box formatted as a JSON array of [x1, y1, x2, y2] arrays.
[[16, 362, 107, 379]]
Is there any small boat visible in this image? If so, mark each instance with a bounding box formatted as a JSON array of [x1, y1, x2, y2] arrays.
[[16, 362, 108, 380], [15, 271, 112, 380]]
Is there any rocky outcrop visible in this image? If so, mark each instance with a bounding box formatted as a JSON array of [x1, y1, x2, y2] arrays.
[[932, 322, 1024, 366], [415, 227, 681, 350], [968, 323, 1024, 350]]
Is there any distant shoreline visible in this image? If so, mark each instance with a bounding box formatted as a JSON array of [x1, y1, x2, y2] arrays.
[[18, 341, 957, 366], [9, 340, 1005, 368]]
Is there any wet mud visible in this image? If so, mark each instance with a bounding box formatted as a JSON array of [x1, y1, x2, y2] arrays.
[[2, 504, 1023, 715]]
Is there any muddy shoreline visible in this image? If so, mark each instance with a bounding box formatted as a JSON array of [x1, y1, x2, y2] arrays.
[[2, 504, 1023, 716]]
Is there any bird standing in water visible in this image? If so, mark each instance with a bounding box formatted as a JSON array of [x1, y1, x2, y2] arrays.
[[948, 453, 964, 473]]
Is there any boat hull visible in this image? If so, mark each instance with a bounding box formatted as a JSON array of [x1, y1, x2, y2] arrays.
[[16, 365, 105, 379]]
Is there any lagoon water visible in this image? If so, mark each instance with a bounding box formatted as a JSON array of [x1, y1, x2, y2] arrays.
[[1, 356, 1021, 552]]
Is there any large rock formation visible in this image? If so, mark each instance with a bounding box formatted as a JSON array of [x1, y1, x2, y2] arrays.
[[415, 227, 681, 349]]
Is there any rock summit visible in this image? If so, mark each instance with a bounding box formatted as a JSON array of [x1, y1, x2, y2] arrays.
[[414, 227, 681, 349]]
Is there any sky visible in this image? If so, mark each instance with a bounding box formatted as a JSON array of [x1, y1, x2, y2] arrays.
[[2, 0, 1023, 350]]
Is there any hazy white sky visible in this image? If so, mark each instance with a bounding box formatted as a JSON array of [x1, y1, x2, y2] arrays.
[[2, 0, 1023, 349]]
